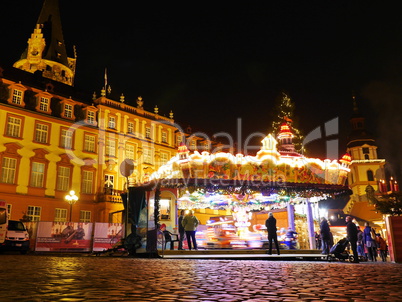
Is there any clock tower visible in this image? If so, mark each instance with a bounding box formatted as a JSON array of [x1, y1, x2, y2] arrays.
[[13, 0, 76, 86]]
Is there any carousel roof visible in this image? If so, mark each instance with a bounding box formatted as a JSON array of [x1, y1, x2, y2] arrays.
[[141, 134, 351, 197]]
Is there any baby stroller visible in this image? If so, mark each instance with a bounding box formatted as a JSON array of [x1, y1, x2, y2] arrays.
[[327, 238, 353, 262]]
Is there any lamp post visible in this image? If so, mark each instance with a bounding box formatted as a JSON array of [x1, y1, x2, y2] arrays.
[[65, 190, 78, 222]]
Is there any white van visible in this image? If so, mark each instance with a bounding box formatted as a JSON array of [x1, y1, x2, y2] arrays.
[[0, 201, 30, 254], [2, 220, 30, 254]]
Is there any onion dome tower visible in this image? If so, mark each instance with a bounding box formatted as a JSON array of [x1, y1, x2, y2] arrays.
[[13, 0, 76, 86]]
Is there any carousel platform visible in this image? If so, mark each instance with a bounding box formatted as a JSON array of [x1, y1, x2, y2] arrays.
[[157, 249, 327, 260]]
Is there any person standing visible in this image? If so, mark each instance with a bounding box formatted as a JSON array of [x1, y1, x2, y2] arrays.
[[265, 212, 280, 255], [320, 217, 331, 254], [376, 233, 388, 262], [356, 226, 365, 260], [345, 216, 359, 263], [182, 210, 199, 250], [178, 210, 185, 250], [363, 222, 377, 262]]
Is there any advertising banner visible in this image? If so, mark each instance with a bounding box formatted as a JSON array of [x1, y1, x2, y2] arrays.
[[92, 223, 123, 252], [35, 221, 93, 252]]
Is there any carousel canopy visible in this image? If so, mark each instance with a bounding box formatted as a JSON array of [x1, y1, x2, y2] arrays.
[[139, 134, 351, 210]]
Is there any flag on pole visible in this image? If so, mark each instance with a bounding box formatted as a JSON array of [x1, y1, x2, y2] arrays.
[[104, 68, 107, 90]]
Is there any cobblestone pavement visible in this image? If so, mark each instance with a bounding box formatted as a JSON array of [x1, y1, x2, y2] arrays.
[[0, 254, 401, 302]]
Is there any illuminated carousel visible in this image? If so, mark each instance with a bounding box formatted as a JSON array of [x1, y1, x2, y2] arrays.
[[130, 125, 352, 252]]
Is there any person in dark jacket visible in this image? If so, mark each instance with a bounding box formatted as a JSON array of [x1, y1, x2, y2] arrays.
[[178, 210, 185, 250], [357, 226, 365, 260], [363, 222, 377, 262], [320, 217, 331, 254], [345, 216, 359, 263], [265, 212, 280, 255]]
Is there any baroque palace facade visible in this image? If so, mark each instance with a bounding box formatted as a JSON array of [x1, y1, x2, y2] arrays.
[[0, 0, 214, 223]]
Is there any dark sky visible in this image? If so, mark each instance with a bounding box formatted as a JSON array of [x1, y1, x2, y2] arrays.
[[1, 1, 402, 180]]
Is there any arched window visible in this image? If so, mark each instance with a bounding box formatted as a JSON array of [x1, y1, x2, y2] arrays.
[[367, 170, 374, 181]]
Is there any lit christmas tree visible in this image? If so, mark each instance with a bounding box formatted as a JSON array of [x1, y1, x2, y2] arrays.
[[270, 92, 304, 153]]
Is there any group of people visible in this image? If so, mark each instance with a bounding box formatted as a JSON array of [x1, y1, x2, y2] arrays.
[[164, 210, 388, 261], [357, 222, 388, 262], [162, 210, 200, 250], [346, 216, 388, 263]]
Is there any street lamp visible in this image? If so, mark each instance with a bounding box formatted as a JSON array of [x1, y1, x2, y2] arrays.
[[65, 190, 78, 222]]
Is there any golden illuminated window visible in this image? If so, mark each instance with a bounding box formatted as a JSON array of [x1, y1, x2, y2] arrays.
[[127, 122, 134, 134], [60, 128, 73, 149], [143, 147, 153, 164], [82, 170, 94, 194], [106, 139, 116, 157], [6, 116, 22, 138], [63, 104, 73, 118], [30, 162, 45, 187], [12, 89, 23, 105], [108, 116, 116, 129], [1, 157, 17, 184], [87, 111, 96, 124], [27, 206, 41, 222], [34, 123, 49, 144], [80, 210, 91, 222], [55, 208, 67, 222], [56, 166, 70, 191], [84, 134, 96, 153], [39, 97, 50, 112], [125, 144, 135, 160]]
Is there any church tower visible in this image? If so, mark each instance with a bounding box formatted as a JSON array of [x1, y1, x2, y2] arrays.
[[13, 0, 76, 86], [343, 95, 385, 224]]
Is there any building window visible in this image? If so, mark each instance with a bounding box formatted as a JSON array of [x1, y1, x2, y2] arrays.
[[367, 170, 374, 181], [190, 139, 197, 150], [82, 170, 94, 194], [84, 134, 96, 153], [106, 140, 116, 157], [39, 97, 50, 112], [6, 116, 22, 138], [63, 104, 73, 119], [177, 135, 182, 146], [143, 148, 153, 164], [145, 127, 151, 139], [1, 157, 17, 184], [160, 152, 169, 166], [12, 89, 23, 105], [108, 116, 116, 129], [55, 208, 67, 222], [27, 206, 41, 222], [162, 131, 167, 143], [80, 210, 91, 222], [34, 123, 49, 144], [60, 128, 73, 149], [87, 111, 96, 125], [127, 122, 134, 134], [30, 162, 45, 187], [56, 166, 70, 191], [125, 144, 135, 160]]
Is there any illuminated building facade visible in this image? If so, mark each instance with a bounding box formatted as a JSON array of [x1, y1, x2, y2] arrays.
[[343, 96, 386, 227], [0, 0, 216, 224]]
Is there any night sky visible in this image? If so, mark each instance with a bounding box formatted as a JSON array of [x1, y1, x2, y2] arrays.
[[1, 1, 402, 180]]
